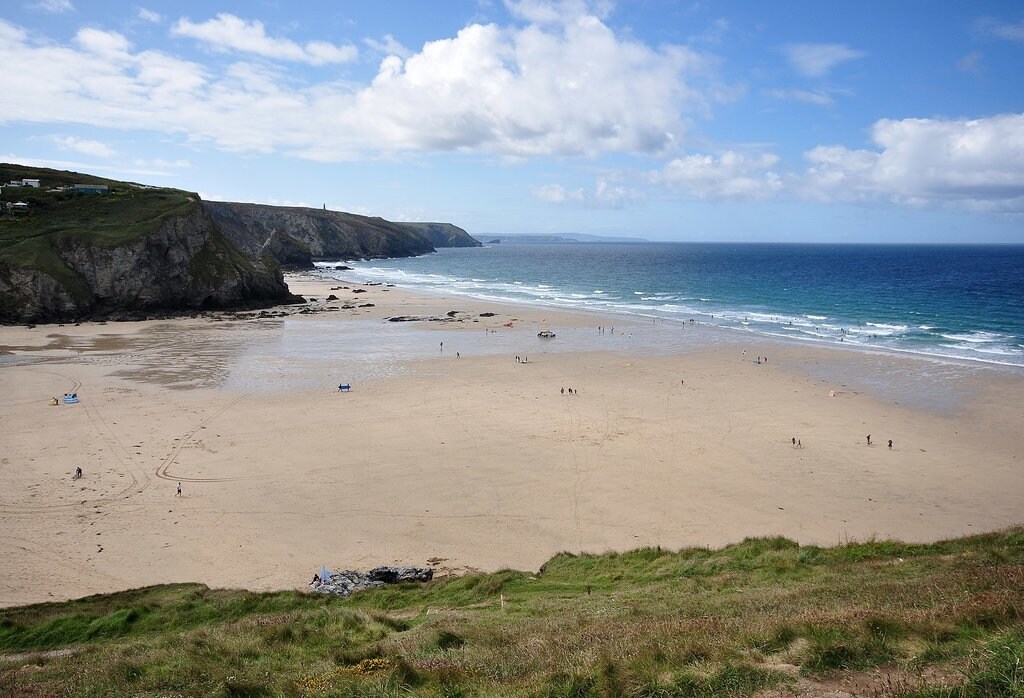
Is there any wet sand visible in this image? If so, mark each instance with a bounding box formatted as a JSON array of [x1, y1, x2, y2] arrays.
[[1, 275, 1022, 607]]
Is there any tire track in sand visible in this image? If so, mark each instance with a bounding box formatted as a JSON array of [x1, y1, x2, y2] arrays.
[[1, 370, 148, 514], [155, 393, 253, 482]]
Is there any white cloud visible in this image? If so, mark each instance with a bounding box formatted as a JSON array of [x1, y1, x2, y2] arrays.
[[532, 178, 642, 208], [505, 0, 613, 25], [138, 8, 162, 24], [2, 154, 95, 171], [592, 178, 643, 207], [75, 27, 132, 57], [134, 157, 191, 169], [0, 11, 720, 161], [533, 183, 585, 204], [171, 13, 358, 65], [766, 88, 834, 107], [650, 151, 783, 200], [52, 135, 116, 158], [782, 43, 864, 78], [364, 34, 411, 59], [957, 51, 984, 76], [1, 153, 180, 178], [27, 0, 73, 14], [973, 16, 1024, 42], [803, 113, 1024, 210]]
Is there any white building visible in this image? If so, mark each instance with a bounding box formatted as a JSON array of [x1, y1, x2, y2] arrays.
[[22, 179, 40, 187]]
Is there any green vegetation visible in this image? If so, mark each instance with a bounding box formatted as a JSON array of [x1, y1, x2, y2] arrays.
[[0, 164, 196, 296], [1, 529, 1021, 696]]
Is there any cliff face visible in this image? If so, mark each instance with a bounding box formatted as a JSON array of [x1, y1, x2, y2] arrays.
[[396, 222, 482, 249], [0, 163, 481, 324], [0, 202, 296, 324], [203, 202, 480, 265]]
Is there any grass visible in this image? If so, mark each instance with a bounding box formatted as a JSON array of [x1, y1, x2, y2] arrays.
[[0, 528, 1021, 696]]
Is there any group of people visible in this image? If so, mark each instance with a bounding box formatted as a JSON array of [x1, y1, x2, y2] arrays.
[[560, 387, 578, 395], [790, 435, 895, 449], [515, 355, 528, 363], [866, 434, 894, 449]]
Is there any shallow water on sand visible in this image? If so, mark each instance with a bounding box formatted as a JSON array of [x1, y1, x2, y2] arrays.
[[214, 314, 982, 414]]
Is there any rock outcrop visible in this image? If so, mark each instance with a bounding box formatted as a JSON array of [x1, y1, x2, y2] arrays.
[[312, 566, 433, 597], [0, 201, 298, 324]]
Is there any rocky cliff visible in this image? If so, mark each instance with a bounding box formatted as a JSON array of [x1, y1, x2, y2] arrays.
[[396, 222, 482, 250], [0, 200, 297, 324], [203, 202, 480, 266], [0, 164, 480, 324]]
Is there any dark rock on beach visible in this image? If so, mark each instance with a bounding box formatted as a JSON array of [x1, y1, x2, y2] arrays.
[[313, 566, 433, 597]]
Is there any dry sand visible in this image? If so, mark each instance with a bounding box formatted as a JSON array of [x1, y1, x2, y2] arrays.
[[1, 275, 1022, 607]]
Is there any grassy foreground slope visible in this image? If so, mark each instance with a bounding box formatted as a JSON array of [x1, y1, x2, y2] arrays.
[[1, 529, 1021, 697]]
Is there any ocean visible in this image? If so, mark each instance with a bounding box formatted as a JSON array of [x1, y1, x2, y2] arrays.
[[316, 242, 1024, 369]]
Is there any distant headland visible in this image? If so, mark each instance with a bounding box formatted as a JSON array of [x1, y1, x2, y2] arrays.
[[484, 233, 649, 243]]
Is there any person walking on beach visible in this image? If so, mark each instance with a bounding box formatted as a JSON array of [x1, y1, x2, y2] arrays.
[[888, 439, 893, 449], [74, 466, 82, 480], [797, 439, 802, 448], [176, 482, 182, 497], [866, 434, 872, 446], [792, 437, 796, 447]]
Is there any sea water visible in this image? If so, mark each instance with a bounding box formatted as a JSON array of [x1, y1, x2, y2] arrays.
[[318, 243, 1024, 370]]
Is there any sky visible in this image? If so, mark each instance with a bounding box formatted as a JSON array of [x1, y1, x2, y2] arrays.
[[1, 0, 1023, 243]]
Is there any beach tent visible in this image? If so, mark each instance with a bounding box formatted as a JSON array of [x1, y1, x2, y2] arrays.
[[319, 563, 332, 581], [63, 394, 79, 405]]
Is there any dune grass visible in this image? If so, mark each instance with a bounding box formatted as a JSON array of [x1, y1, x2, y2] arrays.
[[1, 528, 1021, 696]]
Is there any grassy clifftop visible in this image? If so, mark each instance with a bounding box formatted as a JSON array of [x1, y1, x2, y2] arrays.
[[0, 164, 299, 322], [0, 164, 196, 275], [1, 528, 1021, 696]]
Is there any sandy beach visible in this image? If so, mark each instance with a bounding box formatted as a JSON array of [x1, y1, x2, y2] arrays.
[[1, 274, 1022, 608]]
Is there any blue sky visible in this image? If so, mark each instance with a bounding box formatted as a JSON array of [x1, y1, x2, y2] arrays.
[[1, 0, 1023, 242]]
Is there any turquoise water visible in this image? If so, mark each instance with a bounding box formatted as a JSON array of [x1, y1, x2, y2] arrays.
[[317, 243, 1024, 369]]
